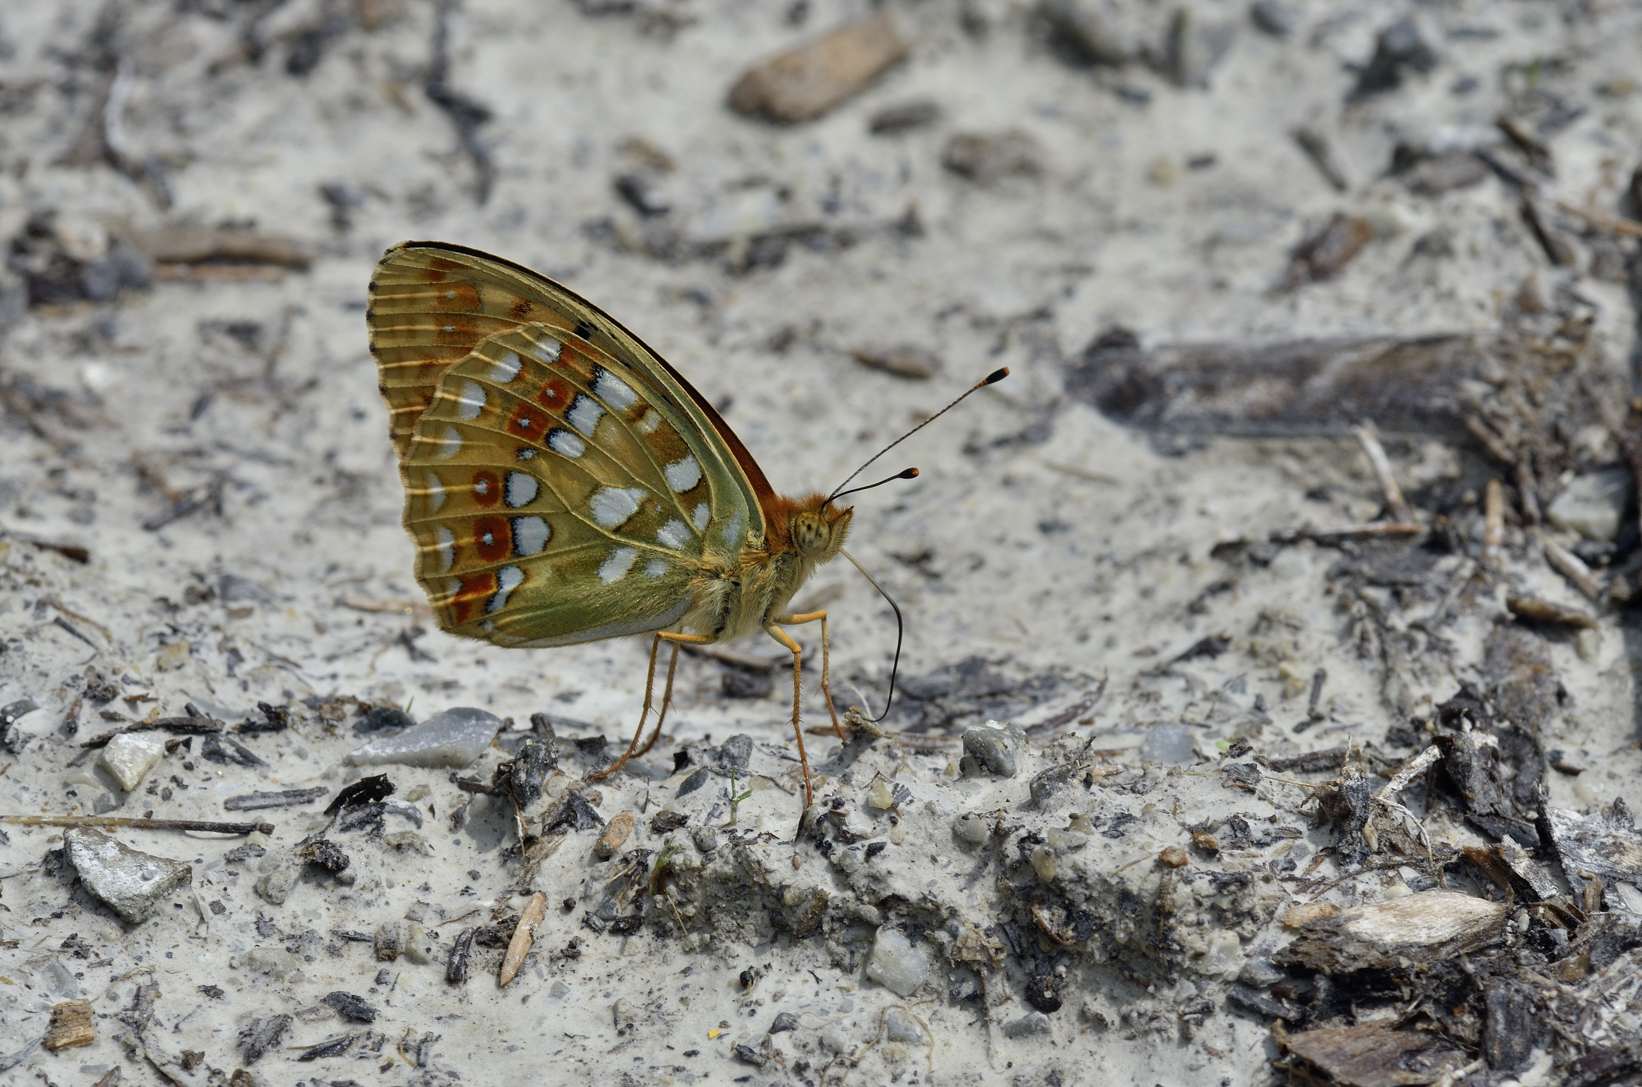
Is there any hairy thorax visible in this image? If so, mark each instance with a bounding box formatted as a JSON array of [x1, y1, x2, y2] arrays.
[[684, 546, 817, 643]]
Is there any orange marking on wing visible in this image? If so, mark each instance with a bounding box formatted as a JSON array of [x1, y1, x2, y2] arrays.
[[538, 376, 574, 410], [428, 258, 462, 272], [473, 515, 510, 562], [507, 403, 544, 439], [449, 572, 497, 624]]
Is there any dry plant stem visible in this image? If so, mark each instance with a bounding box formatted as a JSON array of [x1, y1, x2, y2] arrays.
[[1552, 198, 1642, 239], [1542, 537, 1604, 601], [1483, 479, 1505, 564], [2, 814, 273, 835], [497, 892, 547, 988], [1353, 425, 1412, 523]]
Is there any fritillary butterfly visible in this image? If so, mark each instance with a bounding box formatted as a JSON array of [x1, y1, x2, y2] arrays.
[[367, 242, 1006, 807]]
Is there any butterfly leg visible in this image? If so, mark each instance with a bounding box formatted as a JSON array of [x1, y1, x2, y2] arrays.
[[633, 638, 682, 759], [772, 610, 845, 741], [586, 631, 709, 785], [765, 624, 815, 808]]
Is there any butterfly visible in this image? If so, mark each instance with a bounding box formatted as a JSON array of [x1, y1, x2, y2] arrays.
[[367, 242, 1005, 808]]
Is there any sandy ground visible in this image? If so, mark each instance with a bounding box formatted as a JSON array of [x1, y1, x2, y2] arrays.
[[3, 1, 1641, 1084]]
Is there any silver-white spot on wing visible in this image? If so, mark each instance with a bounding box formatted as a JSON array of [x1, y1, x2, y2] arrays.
[[511, 515, 550, 556], [489, 351, 523, 384], [487, 564, 524, 613], [547, 428, 585, 459], [644, 557, 670, 577], [433, 526, 455, 572], [721, 508, 746, 547], [598, 547, 637, 583], [504, 470, 538, 508], [568, 394, 605, 438], [664, 455, 702, 493], [452, 379, 486, 420], [423, 471, 447, 513], [634, 407, 663, 435], [656, 519, 689, 549], [592, 367, 638, 411], [430, 424, 462, 460], [530, 337, 562, 363], [590, 486, 647, 529], [692, 502, 709, 531]]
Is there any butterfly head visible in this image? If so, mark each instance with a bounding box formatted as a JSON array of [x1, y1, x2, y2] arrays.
[[791, 499, 853, 561]]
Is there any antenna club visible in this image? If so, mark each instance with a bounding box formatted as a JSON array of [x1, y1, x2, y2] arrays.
[[901, 467, 921, 479], [981, 367, 1010, 386]]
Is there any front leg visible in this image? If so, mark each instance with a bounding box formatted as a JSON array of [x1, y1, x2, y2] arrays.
[[772, 610, 844, 740], [765, 623, 814, 808]]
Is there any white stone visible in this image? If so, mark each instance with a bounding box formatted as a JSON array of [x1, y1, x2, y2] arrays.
[[100, 732, 167, 791], [865, 927, 929, 997]]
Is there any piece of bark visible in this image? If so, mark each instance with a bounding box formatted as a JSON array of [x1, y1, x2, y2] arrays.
[[727, 13, 908, 124], [1278, 890, 1509, 972], [1275, 1020, 1467, 1087]]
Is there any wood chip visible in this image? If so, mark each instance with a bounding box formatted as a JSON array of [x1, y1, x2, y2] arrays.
[[849, 344, 940, 380], [498, 892, 547, 989], [1279, 890, 1509, 972], [45, 1000, 95, 1051], [727, 12, 908, 124]]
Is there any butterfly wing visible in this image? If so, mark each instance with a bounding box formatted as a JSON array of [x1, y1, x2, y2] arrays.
[[369, 241, 774, 526], [367, 245, 763, 647]]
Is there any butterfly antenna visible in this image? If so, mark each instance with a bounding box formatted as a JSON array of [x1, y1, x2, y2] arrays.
[[842, 548, 903, 723], [827, 367, 1010, 505], [831, 466, 919, 503]]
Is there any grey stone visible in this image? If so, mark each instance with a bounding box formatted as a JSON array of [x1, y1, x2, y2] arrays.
[[1140, 724, 1197, 765], [959, 720, 1026, 778], [952, 812, 992, 847], [99, 732, 166, 791], [401, 921, 436, 964], [1249, 0, 1295, 37], [1038, 0, 1147, 65], [1166, 8, 1238, 88], [64, 828, 192, 924], [883, 1006, 928, 1044], [692, 825, 720, 854], [943, 131, 1045, 187], [865, 926, 929, 997], [716, 734, 754, 770], [769, 1011, 799, 1034], [1003, 1011, 1053, 1038], [253, 855, 301, 906], [374, 921, 405, 961], [346, 706, 502, 769], [1548, 468, 1630, 541]]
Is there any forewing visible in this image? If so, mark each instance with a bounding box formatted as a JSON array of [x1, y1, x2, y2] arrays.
[[368, 241, 771, 538], [398, 322, 748, 647]]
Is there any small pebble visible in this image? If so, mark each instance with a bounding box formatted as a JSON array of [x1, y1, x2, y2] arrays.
[[1158, 846, 1189, 868], [1140, 724, 1197, 765], [959, 720, 1026, 778], [942, 131, 1045, 186], [953, 812, 991, 846], [769, 1011, 799, 1034], [883, 1007, 928, 1045], [595, 811, 637, 860], [374, 922, 404, 962], [692, 826, 720, 854], [346, 707, 502, 769], [1003, 1011, 1052, 1038], [865, 927, 929, 997], [1249, 0, 1296, 37], [99, 732, 166, 791]]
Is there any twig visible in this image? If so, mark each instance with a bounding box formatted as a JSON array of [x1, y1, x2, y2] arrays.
[[1482, 479, 1504, 564], [1270, 522, 1424, 546], [42, 597, 112, 643], [1353, 425, 1412, 523], [1, 814, 271, 835], [80, 715, 224, 749], [497, 892, 547, 988], [1552, 199, 1642, 239], [1542, 537, 1604, 602]]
